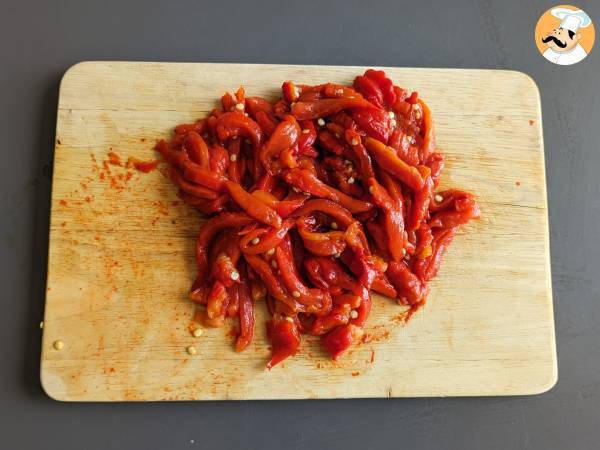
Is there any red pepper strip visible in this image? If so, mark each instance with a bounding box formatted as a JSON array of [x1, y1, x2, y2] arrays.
[[266, 316, 301, 369], [211, 253, 240, 288], [196, 212, 253, 281], [351, 107, 391, 143], [227, 138, 241, 183], [226, 284, 240, 317], [183, 131, 210, 168], [364, 137, 424, 190], [235, 86, 245, 103], [332, 292, 362, 308], [291, 97, 374, 121], [221, 92, 236, 111], [413, 227, 457, 282], [386, 261, 426, 305], [366, 177, 405, 261], [427, 152, 445, 187], [429, 189, 472, 213], [282, 81, 299, 102], [407, 169, 433, 232], [216, 112, 263, 148], [174, 119, 207, 136], [255, 110, 278, 136], [244, 254, 301, 313], [284, 169, 373, 213], [170, 169, 219, 200], [297, 216, 348, 256], [210, 145, 229, 177], [429, 196, 481, 228], [345, 129, 375, 179], [236, 281, 254, 352], [207, 281, 228, 319], [226, 181, 282, 228], [321, 324, 363, 360], [238, 219, 294, 255], [353, 75, 384, 108], [169, 150, 227, 192], [312, 255, 368, 298], [251, 190, 307, 217], [415, 223, 434, 259], [245, 96, 273, 118], [296, 83, 327, 101], [312, 303, 350, 335], [275, 236, 332, 314], [259, 115, 300, 170], [372, 273, 398, 298], [275, 235, 311, 299], [418, 99, 436, 163], [349, 293, 371, 327], [364, 69, 396, 107], [182, 193, 229, 215], [298, 120, 317, 154]]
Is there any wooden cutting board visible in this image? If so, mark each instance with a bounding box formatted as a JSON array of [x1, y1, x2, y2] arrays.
[[41, 62, 555, 401]]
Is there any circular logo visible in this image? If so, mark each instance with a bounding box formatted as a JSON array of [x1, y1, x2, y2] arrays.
[[535, 5, 595, 65]]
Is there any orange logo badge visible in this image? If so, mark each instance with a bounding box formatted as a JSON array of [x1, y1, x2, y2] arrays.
[[535, 5, 595, 65]]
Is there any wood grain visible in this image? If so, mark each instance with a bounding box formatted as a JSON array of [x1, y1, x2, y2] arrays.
[[40, 62, 556, 401]]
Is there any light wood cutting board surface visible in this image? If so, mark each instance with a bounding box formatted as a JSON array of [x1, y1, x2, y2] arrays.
[[41, 62, 555, 401]]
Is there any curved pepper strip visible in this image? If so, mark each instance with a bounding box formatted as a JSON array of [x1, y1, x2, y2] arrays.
[[168, 149, 228, 192], [206, 281, 228, 320], [170, 169, 219, 200], [291, 97, 374, 121], [216, 112, 263, 148], [244, 254, 302, 313], [413, 227, 457, 282], [290, 199, 354, 227], [238, 219, 295, 255], [195, 212, 253, 282], [296, 215, 348, 256], [275, 236, 332, 315], [266, 316, 301, 369], [321, 324, 363, 360], [259, 115, 301, 171], [372, 274, 398, 298], [183, 131, 210, 168], [366, 177, 405, 261], [251, 190, 307, 217], [407, 167, 434, 232], [345, 129, 375, 179], [386, 261, 426, 305], [284, 168, 373, 213], [236, 281, 255, 352], [428, 196, 481, 229], [364, 137, 425, 191], [311, 303, 350, 335], [226, 181, 282, 228]]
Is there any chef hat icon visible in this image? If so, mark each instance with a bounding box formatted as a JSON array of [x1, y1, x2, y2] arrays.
[[551, 8, 592, 33]]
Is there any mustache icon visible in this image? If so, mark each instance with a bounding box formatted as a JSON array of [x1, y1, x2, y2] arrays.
[[542, 35, 567, 48]]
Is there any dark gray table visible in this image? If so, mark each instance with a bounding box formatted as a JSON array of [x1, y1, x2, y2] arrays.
[[2, 0, 599, 448]]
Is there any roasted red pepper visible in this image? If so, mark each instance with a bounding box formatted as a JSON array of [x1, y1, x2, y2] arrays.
[[266, 316, 301, 369], [157, 69, 479, 368]]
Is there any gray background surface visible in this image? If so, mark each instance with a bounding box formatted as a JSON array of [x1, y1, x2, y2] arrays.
[[1, 0, 599, 448]]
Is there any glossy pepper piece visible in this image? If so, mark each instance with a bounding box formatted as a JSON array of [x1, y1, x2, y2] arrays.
[[266, 316, 301, 369]]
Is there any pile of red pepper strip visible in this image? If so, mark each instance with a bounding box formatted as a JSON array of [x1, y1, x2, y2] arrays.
[[156, 69, 480, 368]]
